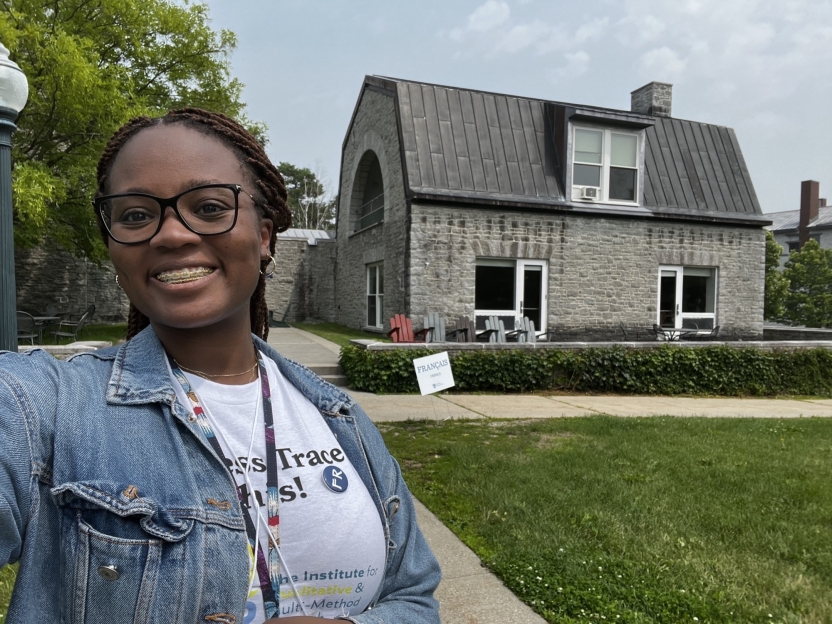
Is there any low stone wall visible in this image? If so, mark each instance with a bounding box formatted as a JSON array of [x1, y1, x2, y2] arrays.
[[763, 326, 832, 341], [349, 339, 832, 353]]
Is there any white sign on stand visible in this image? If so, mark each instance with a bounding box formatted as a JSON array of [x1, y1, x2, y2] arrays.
[[413, 351, 455, 395]]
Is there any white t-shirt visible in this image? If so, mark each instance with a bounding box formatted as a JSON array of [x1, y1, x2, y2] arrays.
[[169, 355, 386, 622]]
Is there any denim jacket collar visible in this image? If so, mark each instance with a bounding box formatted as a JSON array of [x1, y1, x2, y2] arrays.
[[98, 326, 355, 416]]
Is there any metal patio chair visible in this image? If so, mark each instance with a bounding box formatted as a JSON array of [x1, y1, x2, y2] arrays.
[[16, 311, 38, 345], [52, 304, 95, 344]]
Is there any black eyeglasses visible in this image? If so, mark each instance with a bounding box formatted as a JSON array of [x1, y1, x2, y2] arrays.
[[95, 183, 258, 245]]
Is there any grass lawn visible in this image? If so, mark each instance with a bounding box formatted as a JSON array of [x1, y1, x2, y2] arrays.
[[290, 321, 390, 349], [380, 416, 832, 623], [0, 565, 13, 617]]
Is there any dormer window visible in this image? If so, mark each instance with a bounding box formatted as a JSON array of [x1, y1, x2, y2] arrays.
[[571, 127, 640, 204]]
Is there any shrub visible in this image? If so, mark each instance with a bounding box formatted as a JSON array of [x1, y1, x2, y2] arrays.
[[339, 345, 832, 396]]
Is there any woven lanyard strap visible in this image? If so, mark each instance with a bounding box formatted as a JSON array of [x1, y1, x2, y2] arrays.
[[170, 353, 281, 619]]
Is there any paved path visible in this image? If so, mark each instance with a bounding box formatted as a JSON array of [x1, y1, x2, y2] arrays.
[[267, 326, 832, 623], [267, 326, 341, 365], [349, 392, 832, 421]]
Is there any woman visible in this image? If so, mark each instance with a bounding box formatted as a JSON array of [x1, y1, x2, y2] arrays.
[[0, 108, 440, 623]]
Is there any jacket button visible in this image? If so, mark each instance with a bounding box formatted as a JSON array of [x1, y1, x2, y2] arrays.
[[97, 565, 120, 581]]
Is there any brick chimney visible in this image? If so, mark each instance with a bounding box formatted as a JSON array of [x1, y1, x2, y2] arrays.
[[799, 180, 820, 248], [631, 82, 673, 117]]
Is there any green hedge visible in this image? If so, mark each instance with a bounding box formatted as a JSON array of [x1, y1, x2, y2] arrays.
[[339, 345, 832, 395]]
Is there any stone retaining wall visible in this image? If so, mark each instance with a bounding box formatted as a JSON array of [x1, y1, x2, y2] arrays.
[[350, 339, 832, 353], [15, 244, 130, 322]]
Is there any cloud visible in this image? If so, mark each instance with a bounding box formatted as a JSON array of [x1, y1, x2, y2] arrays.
[[497, 20, 550, 53], [552, 50, 591, 80], [574, 17, 609, 44], [616, 14, 665, 47], [467, 0, 510, 32], [448, 0, 510, 43], [640, 46, 687, 81]]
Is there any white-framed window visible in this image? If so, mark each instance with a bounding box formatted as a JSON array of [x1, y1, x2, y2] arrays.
[[366, 263, 384, 328], [571, 126, 640, 204], [474, 259, 548, 332], [658, 266, 718, 331]]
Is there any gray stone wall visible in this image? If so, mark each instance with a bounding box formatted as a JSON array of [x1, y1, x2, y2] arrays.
[[335, 87, 408, 331], [265, 239, 306, 322], [16, 237, 336, 327], [294, 242, 337, 323], [408, 204, 765, 340], [264, 238, 337, 323], [15, 243, 130, 322]]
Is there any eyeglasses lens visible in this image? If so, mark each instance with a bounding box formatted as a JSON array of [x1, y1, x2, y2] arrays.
[[103, 186, 238, 243]]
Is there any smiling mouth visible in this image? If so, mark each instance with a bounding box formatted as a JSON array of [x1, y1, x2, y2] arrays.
[[155, 267, 215, 284]]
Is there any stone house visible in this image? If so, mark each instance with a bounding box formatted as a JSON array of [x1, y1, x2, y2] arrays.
[[766, 180, 830, 266], [326, 76, 770, 340], [16, 76, 771, 340]]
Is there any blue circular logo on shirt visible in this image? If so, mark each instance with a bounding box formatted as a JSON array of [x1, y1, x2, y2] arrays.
[[322, 466, 348, 493]]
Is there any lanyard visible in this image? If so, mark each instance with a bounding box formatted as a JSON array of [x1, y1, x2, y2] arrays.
[[170, 352, 281, 619]]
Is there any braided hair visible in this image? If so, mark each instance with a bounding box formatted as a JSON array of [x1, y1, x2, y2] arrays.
[[95, 108, 291, 341]]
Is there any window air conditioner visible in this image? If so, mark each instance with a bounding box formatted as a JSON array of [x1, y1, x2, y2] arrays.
[[580, 186, 600, 200]]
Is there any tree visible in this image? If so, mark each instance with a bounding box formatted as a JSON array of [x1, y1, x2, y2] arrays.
[[0, 0, 264, 260], [782, 239, 832, 327], [277, 162, 336, 230], [764, 231, 789, 320]]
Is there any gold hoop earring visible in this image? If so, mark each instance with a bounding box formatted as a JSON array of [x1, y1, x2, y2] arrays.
[[115, 274, 123, 289], [260, 255, 277, 277]]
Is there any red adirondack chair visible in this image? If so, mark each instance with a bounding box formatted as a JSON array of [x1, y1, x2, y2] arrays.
[[387, 314, 427, 343]]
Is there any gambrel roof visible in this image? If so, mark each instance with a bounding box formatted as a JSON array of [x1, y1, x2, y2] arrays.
[[344, 76, 770, 226]]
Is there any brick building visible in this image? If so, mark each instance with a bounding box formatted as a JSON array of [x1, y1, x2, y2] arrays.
[[766, 180, 830, 267], [325, 76, 770, 340]]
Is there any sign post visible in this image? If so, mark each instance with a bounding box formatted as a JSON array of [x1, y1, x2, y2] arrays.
[[413, 351, 455, 395]]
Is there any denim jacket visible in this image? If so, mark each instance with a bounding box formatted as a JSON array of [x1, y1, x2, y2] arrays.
[[0, 327, 440, 624]]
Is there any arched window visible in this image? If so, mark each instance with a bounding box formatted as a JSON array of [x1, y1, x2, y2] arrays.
[[351, 151, 384, 232]]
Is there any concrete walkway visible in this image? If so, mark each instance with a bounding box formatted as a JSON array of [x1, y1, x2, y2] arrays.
[[350, 391, 832, 420], [266, 326, 832, 624]]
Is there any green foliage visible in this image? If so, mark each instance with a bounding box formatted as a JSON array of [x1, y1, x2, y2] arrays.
[[277, 162, 336, 230], [782, 239, 832, 327], [764, 231, 789, 320], [340, 346, 436, 393], [340, 345, 832, 396], [1, 0, 260, 260], [381, 417, 832, 622]]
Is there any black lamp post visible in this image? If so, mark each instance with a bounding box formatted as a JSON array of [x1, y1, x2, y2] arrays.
[[0, 41, 29, 353]]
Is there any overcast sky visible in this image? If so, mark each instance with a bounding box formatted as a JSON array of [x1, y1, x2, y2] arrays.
[[204, 0, 832, 214]]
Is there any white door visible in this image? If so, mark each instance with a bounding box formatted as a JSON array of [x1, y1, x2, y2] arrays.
[[516, 260, 547, 332], [658, 266, 718, 331]]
